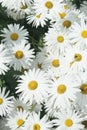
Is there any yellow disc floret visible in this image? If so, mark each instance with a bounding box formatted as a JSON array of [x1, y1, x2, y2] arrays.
[[65, 119, 73, 127], [52, 59, 60, 67], [74, 53, 82, 62], [63, 20, 71, 28], [80, 84, 87, 94], [45, 1, 53, 9], [10, 33, 19, 41], [28, 80, 38, 90], [0, 98, 3, 105], [81, 30, 87, 38], [57, 84, 66, 94], [17, 119, 24, 127], [33, 124, 41, 130], [57, 36, 64, 43], [15, 50, 24, 59]]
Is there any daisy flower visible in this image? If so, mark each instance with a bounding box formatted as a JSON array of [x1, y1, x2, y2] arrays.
[[6, 9, 26, 20], [0, 24, 29, 45], [64, 46, 87, 73], [8, 40, 35, 71], [6, 110, 29, 130], [24, 112, 52, 130], [27, 11, 48, 28], [75, 71, 87, 110], [52, 107, 85, 130], [16, 68, 49, 104], [33, 0, 64, 19], [0, 87, 13, 117], [69, 19, 87, 48], [44, 27, 71, 54], [9, 96, 31, 113], [47, 74, 80, 109], [0, 44, 11, 75]]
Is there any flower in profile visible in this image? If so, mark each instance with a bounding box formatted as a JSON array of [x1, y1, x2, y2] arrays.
[[0, 24, 29, 45], [0, 44, 10, 75], [0, 87, 13, 117], [16, 68, 49, 104]]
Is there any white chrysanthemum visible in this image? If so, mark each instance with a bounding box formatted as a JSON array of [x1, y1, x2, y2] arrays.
[[75, 71, 87, 110], [9, 96, 31, 113], [16, 68, 49, 104], [64, 47, 87, 73], [6, 9, 26, 21], [47, 74, 80, 109], [24, 112, 52, 130], [52, 108, 85, 130], [44, 27, 71, 54], [33, 0, 64, 19], [0, 0, 30, 11], [8, 40, 35, 71], [27, 11, 48, 28], [69, 19, 87, 48], [6, 110, 29, 130], [0, 44, 11, 75], [0, 24, 29, 45], [0, 87, 13, 117]]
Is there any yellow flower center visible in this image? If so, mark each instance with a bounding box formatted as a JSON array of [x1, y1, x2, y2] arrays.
[[36, 14, 42, 19], [38, 63, 42, 69], [59, 12, 66, 19], [28, 80, 38, 90], [0, 98, 3, 105], [52, 59, 60, 67], [33, 124, 41, 130], [57, 84, 66, 94], [81, 30, 87, 38], [21, 3, 28, 9], [65, 119, 73, 127], [63, 20, 71, 28], [74, 53, 82, 62], [10, 33, 19, 41], [57, 35, 64, 43], [64, 5, 69, 9], [45, 1, 53, 9], [17, 106, 24, 111], [80, 84, 87, 94], [17, 119, 24, 127], [15, 50, 24, 59]]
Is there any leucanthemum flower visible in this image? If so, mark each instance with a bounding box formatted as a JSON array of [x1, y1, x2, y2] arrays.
[[75, 71, 87, 110], [52, 108, 85, 130], [8, 40, 35, 71], [64, 47, 87, 73], [6, 9, 26, 20], [47, 74, 80, 109], [69, 19, 87, 49], [0, 87, 13, 117], [0, 44, 11, 75], [33, 0, 64, 19], [24, 112, 52, 130], [6, 110, 29, 130], [0, 24, 29, 45], [27, 11, 48, 28], [44, 27, 71, 54], [16, 68, 49, 104]]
